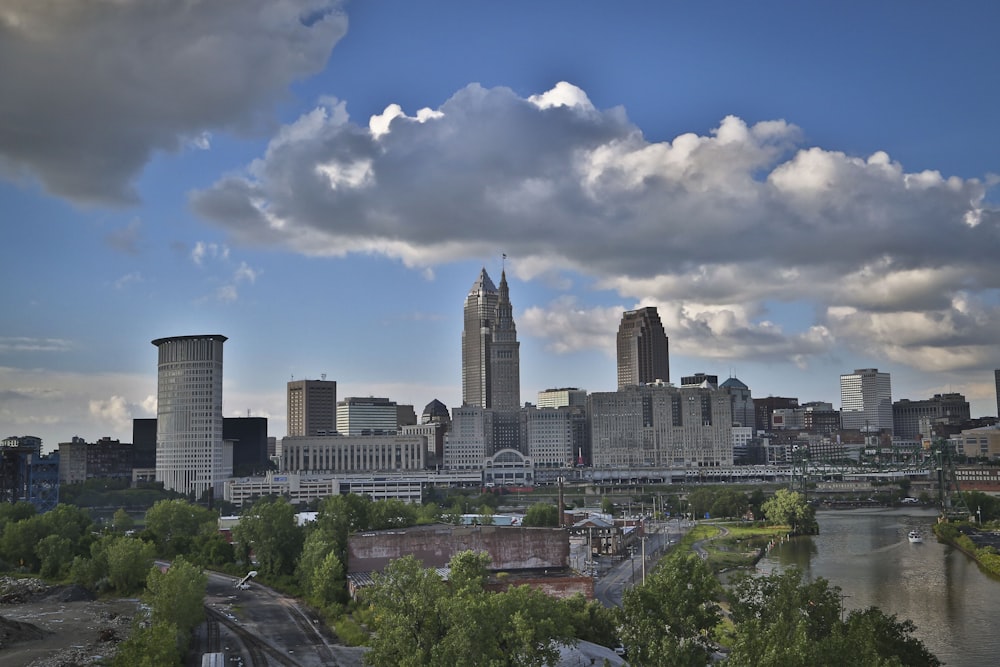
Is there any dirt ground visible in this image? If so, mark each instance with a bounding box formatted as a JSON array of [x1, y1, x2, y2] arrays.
[[0, 578, 139, 667]]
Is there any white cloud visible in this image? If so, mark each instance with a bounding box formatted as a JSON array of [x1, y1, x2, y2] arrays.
[[0, 0, 347, 203], [192, 81, 1000, 374], [88, 395, 133, 432]]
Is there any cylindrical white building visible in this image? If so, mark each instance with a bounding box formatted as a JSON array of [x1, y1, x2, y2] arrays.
[[152, 334, 229, 497]]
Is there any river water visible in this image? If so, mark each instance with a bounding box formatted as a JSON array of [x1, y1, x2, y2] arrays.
[[757, 508, 998, 667]]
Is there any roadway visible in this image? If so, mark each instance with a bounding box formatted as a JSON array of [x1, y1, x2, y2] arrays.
[[594, 519, 692, 607], [192, 570, 366, 667]]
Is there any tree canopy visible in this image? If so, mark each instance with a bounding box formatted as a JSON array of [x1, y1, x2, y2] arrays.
[[761, 489, 818, 535]]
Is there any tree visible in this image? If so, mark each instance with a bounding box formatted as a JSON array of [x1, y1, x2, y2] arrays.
[[36, 535, 74, 579], [112, 621, 182, 667], [232, 496, 303, 577], [370, 498, 418, 529], [112, 508, 135, 533], [144, 499, 218, 556], [364, 551, 578, 667], [144, 556, 207, 642], [601, 496, 615, 516], [725, 569, 939, 667], [106, 536, 156, 595], [617, 553, 723, 666], [761, 489, 817, 535], [364, 555, 449, 667], [726, 568, 841, 667], [523, 503, 560, 527]]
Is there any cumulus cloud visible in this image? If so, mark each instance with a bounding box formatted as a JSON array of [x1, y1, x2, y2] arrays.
[[0, 0, 347, 203], [89, 395, 134, 432], [192, 81, 1000, 372]]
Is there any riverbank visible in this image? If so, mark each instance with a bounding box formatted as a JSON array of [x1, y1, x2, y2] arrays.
[[680, 522, 790, 572], [932, 521, 1000, 580]]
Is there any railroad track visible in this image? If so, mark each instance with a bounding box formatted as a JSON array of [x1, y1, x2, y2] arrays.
[[204, 606, 299, 667]]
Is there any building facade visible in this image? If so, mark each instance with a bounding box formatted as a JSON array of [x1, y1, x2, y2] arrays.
[[720, 377, 754, 428], [337, 397, 401, 436], [893, 393, 971, 440], [461, 268, 521, 411], [616, 307, 670, 389], [152, 334, 230, 497], [58, 436, 134, 485], [754, 397, 799, 433], [280, 434, 426, 473], [840, 368, 893, 433], [287, 379, 337, 436], [536, 387, 587, 409], [588, 383, 733, 468]]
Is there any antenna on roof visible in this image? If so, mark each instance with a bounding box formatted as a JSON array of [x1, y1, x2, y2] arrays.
[[321, 373, 327, 381]]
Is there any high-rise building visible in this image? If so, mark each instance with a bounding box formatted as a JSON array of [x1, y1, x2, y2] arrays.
[[995, 369, 1000, 418], [754, 397, 799, 433], [461, 268, 521, 410], [536, 388, 587, 409], [720, 377, 754, 428], [892, 393, 970, 440], [152, 334, 230, 497], [840, 368, 893, 433], [337, 397, 400, 436], [617, 307, 670, 389], [588, 383, 733, 468], [287, 379, 337, 436]]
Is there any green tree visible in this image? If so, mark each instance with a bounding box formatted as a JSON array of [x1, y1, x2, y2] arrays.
[[232, 496, 303, 577], [36, 535, 74, 579], [144, 499, 218, 556], [617, 553, 722, 666], [726, 568, 841, 667], [523, 503, 560, 527], [761, 489, 817, 535], [726, 569, 939, 667], [370, 498, 419, 529], [1, 515, 46, 569], [144, 556, 207, 645], [562, 594, 618, 647], [601, 496, 615, 516], [112, 508, 136, 533], [106, 536, 156, 595], [312, 551, 346, 608], [686, 488, 717, 519], [364, 555, 449, 667], [112, 620, 182, 667]]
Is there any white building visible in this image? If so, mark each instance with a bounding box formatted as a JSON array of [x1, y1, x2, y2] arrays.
[[840, 368, 893, 433], [280, 434, 425, 473], [522, 407, 577, 468], [337, 397, 400, 435], [536, 388, 587, 409], [588, 383, 733, 468], [152, 334, 231, 497]]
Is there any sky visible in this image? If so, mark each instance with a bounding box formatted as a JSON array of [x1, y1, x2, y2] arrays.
[[2, 1, 1000, 453]]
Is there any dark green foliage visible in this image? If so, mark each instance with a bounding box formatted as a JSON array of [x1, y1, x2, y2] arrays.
[[617, 553, 723, 666], [522, 503, 560, 527], [726, 569, 940, 667], [364, 551, 579, 667]]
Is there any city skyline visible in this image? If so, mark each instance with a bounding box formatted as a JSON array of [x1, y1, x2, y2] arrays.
[[3, 2, 1000, 451]]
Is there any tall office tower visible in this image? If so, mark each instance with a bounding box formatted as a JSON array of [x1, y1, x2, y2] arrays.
[[840, 368, 893, 433], [152, 334, 229, 497], [720, 377, 754, 428], [337, 397, 400, 435], [287, 379, 337, 436], [995, 369, 1000, 418], [617, 307, 670, 389], [461, 268, 521, 410]]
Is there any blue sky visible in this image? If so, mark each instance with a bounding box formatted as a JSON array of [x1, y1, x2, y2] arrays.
[[2, 1, 999, 452]]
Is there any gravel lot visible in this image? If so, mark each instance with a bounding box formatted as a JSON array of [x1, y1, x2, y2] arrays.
[[0, 577, 139, 667]]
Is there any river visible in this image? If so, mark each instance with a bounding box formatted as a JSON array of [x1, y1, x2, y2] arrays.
[[757, 508, 998, 667]]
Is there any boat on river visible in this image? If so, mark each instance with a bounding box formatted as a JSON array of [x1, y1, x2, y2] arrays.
[[908, 530, 923, 543]]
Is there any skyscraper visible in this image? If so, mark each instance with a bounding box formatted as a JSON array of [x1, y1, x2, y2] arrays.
[[840, 368, 893, 433], [617, 307, 670, 389], [995, 369, 1000, 418], [287, 379, 337, 436], [152, 334, 229, 497], [461, 268, 520, 410]]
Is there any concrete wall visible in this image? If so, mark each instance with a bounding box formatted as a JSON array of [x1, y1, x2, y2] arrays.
[[348, 525, 569, 573]]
